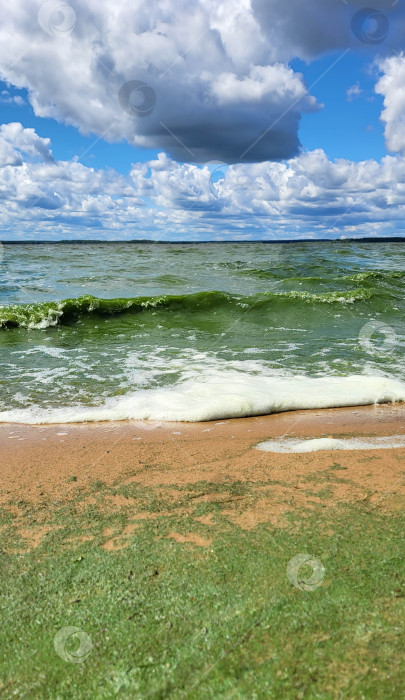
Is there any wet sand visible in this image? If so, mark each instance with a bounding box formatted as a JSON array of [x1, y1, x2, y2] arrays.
[[2, 404, 405, 523]]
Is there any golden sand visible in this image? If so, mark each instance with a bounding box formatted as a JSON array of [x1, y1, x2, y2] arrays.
[[2, 404, 404, 523]]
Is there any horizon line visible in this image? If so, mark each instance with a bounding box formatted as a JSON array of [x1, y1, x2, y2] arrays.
[[1, 237, 405, 245]]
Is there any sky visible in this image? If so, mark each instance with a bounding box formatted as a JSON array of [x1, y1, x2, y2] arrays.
[[0, 0, 404, 241]]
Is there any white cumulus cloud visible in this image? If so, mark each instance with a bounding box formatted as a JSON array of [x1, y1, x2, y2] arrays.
[[1, 123, 405, 241], [376, 54, 405, 155]]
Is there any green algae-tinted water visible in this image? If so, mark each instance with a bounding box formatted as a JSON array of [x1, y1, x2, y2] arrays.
[[0, 241, 404, 421]]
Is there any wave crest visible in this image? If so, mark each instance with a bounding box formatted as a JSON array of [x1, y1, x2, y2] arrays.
[[0, 288, 377, 329]]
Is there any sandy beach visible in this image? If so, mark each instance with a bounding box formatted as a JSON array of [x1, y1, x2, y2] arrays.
[[2, 404, 404, 547], [2, 407, 405, 698]]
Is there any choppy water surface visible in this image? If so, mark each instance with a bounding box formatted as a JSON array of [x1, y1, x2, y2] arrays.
[[0, 241, 404, 422]]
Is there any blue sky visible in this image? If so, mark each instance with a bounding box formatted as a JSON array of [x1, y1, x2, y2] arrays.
[[0, 82, 159, 173], [0, 0, 404, 241], [293, 52, 387, 162]]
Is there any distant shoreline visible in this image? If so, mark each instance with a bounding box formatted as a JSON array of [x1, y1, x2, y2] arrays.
[[2, 237, 405, 245]]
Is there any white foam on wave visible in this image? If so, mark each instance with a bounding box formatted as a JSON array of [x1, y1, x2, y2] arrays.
[[0, 374, 405, 425], [255, 435, 405, 453]]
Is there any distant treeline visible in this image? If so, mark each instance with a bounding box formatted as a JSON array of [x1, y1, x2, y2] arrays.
[[2, 237, 405, 245]]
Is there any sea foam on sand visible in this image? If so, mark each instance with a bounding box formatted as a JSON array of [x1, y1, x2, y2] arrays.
[[1, 374, 405, 424], [255, 435, 405, 453]]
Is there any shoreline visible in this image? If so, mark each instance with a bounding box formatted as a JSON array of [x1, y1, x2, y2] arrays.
[[3, 403, 405, 516], [3, 400, 405, 430], [2, 400, 405, 434], [3, 237, 405, 244]]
